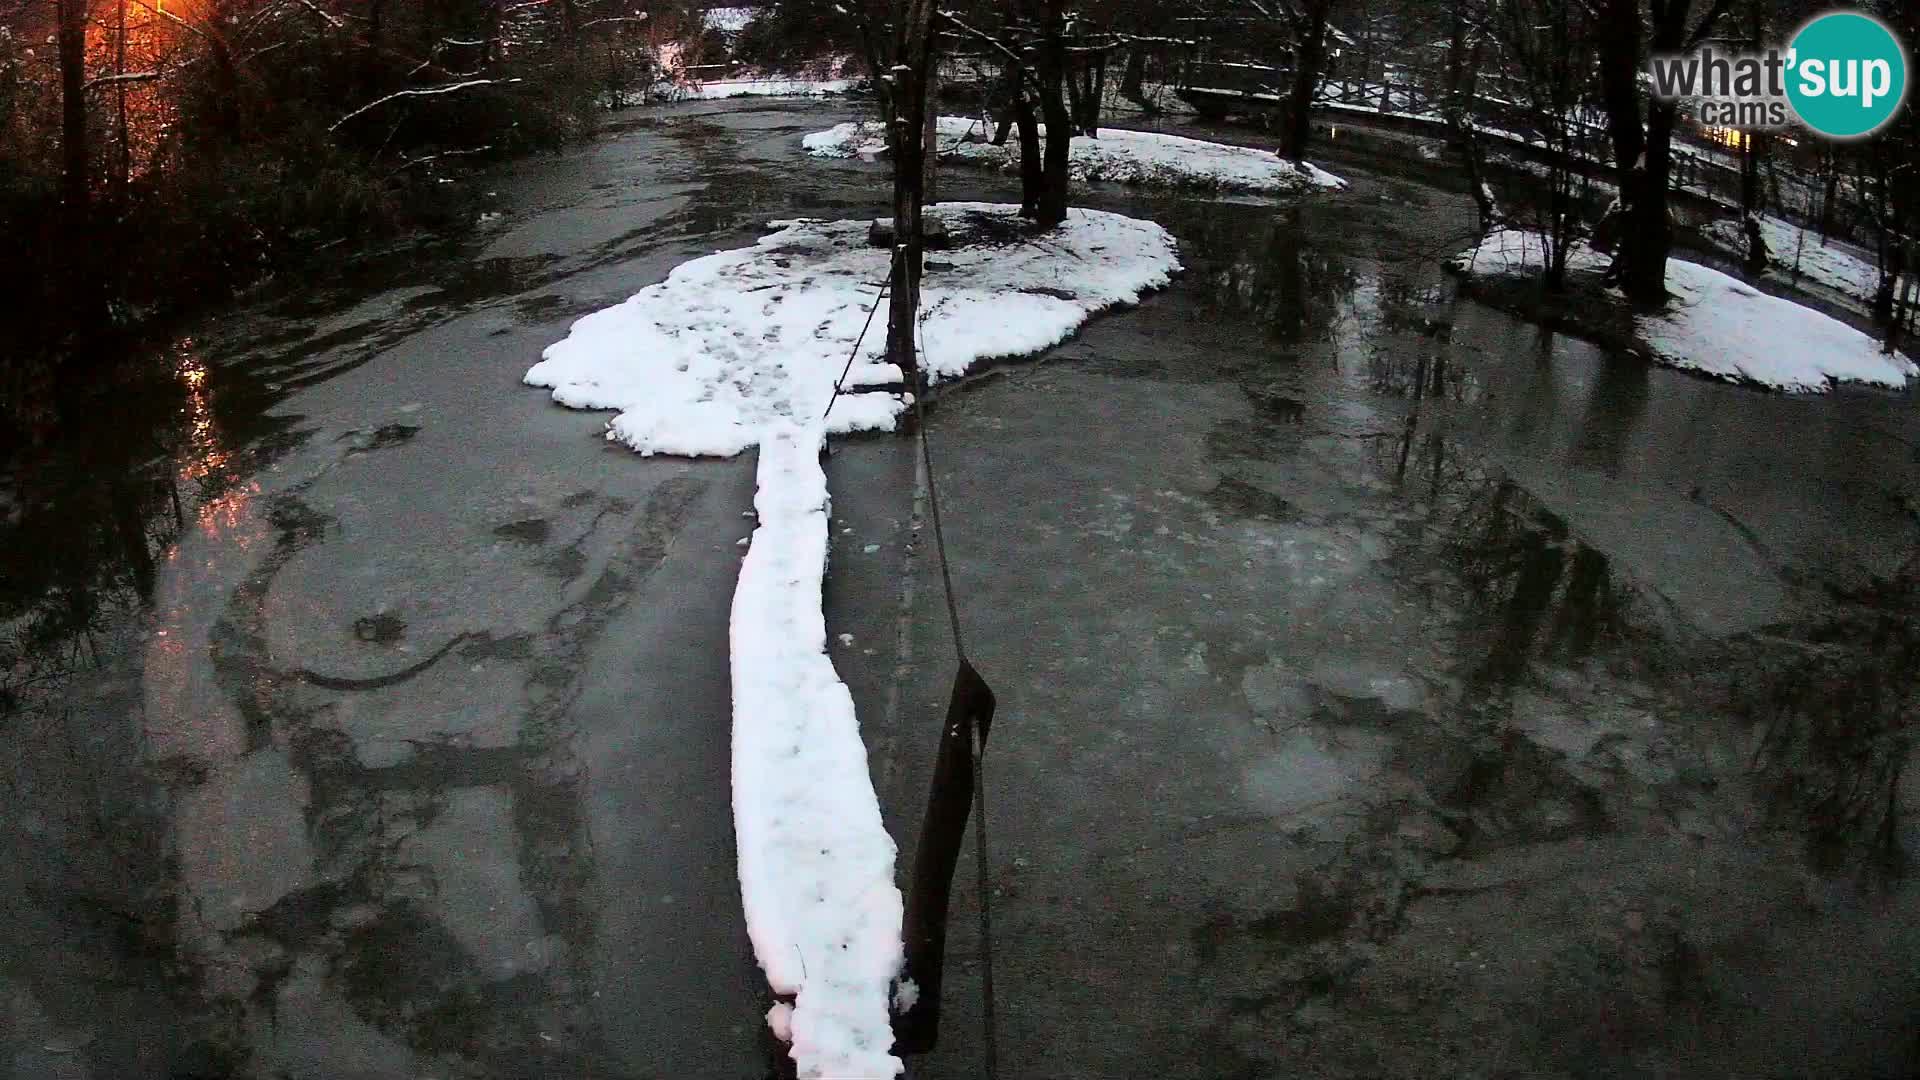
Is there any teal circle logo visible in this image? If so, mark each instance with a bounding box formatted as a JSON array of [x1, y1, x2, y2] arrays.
[[1786, 12, 1908, 138]]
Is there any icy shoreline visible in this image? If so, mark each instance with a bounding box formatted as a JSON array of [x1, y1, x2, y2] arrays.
[[1449, 229, 1917, 393]]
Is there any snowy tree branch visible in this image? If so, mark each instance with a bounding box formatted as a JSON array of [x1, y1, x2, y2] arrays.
[[388, 145, 495, 175], [935, 10, 1032, 75], [330, 78, 524, 132], [84, 70, 164, 90], [294, 0, 345, 32]]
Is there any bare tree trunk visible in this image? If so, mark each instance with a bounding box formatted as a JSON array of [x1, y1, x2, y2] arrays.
[[1595, 0, 1644, 181], [114, 0, 129, 201], [1281, 0, 1332, 163], [992, 61, 1019, 144], [1618, 100, 1677, 304], [1065, 51, 1103, 137], [1120, 47, 1150, 111], [884, 0, 937, 379], [212, 38, 242, 138], [1618, 0, 1729, 306], [1741, 130, 1771, 274], [1598, 0, 1721, 306], [56, 0, 90, 223], [1740, 134, 1762, 215], [1870, 142, 1898, 325], [1086, 53, 1106, 136], [1035, 32, 1072, 227], [1064, 59, 1088, 134], [1358, 0, 1378, 112], [1445, 0, 1495, 231], [1739, 0, 1763, 218], [1820, 148, 1839, 241], [1015, 83, 1043, 217], [923, 63, 940, 206], [859, 15, 894, 135]]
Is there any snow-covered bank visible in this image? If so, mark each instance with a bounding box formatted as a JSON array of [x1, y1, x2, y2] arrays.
[[687, 77, 857, 100], [803, 116, 1347, 193], [1701, 214, 1883, 307], [1449, 229, 1917, 393], [527, 203, 1179, 1077]]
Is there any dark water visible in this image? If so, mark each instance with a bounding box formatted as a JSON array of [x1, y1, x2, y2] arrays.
[[2, 101, 1915, 1078]]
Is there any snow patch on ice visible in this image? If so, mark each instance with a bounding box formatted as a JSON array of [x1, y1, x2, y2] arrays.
[[1450, 229, 1916, 393], [526, 203, 1181, 455], [804, 116, 1348, 193]]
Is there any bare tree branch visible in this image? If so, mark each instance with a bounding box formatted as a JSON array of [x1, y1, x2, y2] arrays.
[[330, 78, 524, 132], [1683, 0, 1736, 52], [935, 10, 1033, 75], [84, 70, 163, 91], [388, 144, 495, 175], [294, 0, 344, 32]]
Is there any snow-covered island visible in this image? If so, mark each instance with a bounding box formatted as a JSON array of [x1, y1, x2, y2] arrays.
[[1449, 229, 1918, 394], [526, 202, 1179, 1079], [804, 116, 1348, 195]]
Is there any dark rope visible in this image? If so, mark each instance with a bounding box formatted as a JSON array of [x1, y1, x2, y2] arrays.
[[912, 306, 996, 1080], [914, 366, 967, 662], [820, 277, 893, 423]]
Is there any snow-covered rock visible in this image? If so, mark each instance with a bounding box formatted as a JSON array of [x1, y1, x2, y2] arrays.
[[526, 203, 1179, 1079], [1449, 228, 1917, 393], [804, 116, 1348, 194]]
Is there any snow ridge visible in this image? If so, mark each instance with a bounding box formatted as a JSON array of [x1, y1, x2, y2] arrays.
[[732, 421, 905, 1079]]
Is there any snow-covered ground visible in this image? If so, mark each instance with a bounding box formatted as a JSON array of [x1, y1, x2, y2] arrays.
[[684, 77, 857, 100], [1701, 214, 1883, 306], [1103, 78, 1195, 117], [803, 116, 1348, 193], [1450, 229, 1917, 393], [526, 203, 1179, 1077]]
